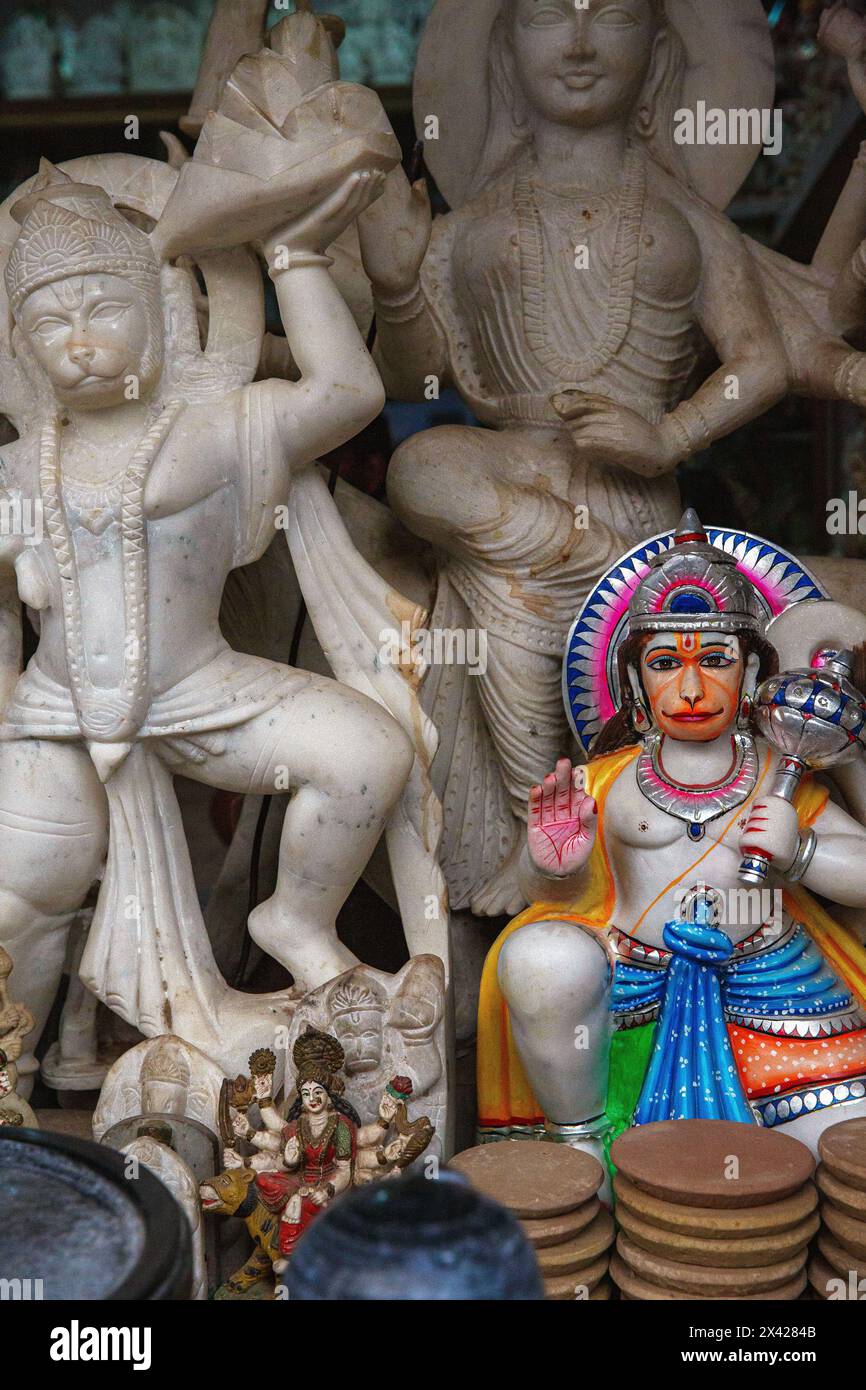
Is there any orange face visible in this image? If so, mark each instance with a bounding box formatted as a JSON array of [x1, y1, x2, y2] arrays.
[[638, 631, 743, 741]]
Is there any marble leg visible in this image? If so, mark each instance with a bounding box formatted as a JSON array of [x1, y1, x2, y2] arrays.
[[0, 738, 108, 1092], [172, 673, 414, 991]]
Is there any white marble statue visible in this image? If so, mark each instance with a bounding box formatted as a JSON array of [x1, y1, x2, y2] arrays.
[[353, 0, 866, 926], [0, 12, 450, 1088], [122, 1136, 208, 1299], [93, 1034, 225, 1142]]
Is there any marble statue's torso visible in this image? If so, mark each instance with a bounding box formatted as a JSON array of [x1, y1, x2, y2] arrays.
[[433, 157, 703, 426], [2, 387, 285, 698]]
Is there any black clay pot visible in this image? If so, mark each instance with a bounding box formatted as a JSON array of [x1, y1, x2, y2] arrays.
[[281, 1172, 543, 1300], [0, 1126, 191, 1300]]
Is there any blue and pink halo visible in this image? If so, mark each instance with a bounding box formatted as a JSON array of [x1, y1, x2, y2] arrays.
[[564, 527, 828, 756]]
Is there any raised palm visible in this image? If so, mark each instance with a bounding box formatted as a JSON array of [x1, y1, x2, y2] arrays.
[[527, 758, 597, 877]]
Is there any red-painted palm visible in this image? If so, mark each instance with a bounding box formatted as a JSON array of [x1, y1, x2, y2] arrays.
[[527, 758, 598, 877]]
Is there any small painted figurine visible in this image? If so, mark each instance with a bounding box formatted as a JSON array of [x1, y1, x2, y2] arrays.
[[478, 513, 866, 1161], [0, 945, 36, 1129], [210, 1030, 435, 1287]]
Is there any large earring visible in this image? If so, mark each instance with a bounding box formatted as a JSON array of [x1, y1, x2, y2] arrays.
[[738, 652, 761, 731], [631, 699, 651, 734], [634, 104, 654, 135]]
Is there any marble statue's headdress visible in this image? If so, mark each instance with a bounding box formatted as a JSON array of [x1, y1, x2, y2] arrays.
[[141, 1036, 191, 1089], [328, 978, 387, 1018], [628, 510, 765, 638], [5, 160, 159, 316]]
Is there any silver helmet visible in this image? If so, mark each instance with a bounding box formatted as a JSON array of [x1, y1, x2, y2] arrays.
[[628, 510, 765, 637]]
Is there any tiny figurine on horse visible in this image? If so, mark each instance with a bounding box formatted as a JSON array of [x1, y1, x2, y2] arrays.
[[478, 513, 866, 1164]]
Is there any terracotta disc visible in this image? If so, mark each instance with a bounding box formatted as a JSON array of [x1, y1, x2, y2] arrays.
[[543, 1251, 610, 1299], [819, 1118, 866, 1193], [536, 1210, 615, 1276], [817, 1230, 866, 1281], [615, 1202, 818, 1268], [615, 1232, 805, 1296], [546, 1275, 613, 1303], [449, 1139, 603, 1218], [615, 1172, 817, 1237], [611, 1120, 814, 1208], [611, 1254, 806, 1302], [822, 1202, 866, 1258], [817, 1164, 866, 1220], [808, 1251, 861, 1300], [520, 1197, 602, 1248]]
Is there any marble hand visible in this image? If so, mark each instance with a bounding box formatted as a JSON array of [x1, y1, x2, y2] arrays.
[[264, 169, 386, 259], [528, 758, 597, 878], [739, 797, 801, 874], [551, 391, 679, 478], [283, 1134, 301, 1167], [357, 165, 432, 298]]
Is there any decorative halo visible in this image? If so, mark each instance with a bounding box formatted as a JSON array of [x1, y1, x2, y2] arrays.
[[564, 528, 829, 755], [414, 0, 774, 211]]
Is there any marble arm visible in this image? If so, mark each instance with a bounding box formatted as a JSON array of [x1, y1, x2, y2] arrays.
[[829, 233, 866, 345], [661, 219, 789, 465], [256, 256, 386, 468], [800, 799, 866, 907], [0, 569, 21, 720], [371, 288, 451, 402], [356, 164, 446, 401], [814, 144, 866, 281]]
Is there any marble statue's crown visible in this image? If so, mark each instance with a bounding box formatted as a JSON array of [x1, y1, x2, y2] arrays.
[[628, 510, 764, 637], [140, 1036, 191, 1088], [329, 978, 387, 1017], [5, 160, 159, 316]]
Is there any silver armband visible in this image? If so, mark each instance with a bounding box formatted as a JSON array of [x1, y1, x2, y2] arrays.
[[786, 828, 817, 883]]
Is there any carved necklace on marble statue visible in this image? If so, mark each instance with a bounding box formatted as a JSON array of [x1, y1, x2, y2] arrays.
[[39, 398, 184, 743], [636, 731, 759, 843], [514, 139, 647, 383]]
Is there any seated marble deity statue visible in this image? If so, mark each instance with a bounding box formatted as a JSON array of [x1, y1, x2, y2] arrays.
[[358, 0, 798, 914], [0, 158, 414, 1088], [478, 514, 866, 1160]]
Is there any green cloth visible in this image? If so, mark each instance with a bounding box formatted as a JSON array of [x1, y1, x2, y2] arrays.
[[335, 1117, 353, 1160], [602, 1022, 656, 1180]]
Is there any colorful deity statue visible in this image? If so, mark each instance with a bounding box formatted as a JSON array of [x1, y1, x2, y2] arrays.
[[212, 1030, 435, 1284], [478, 513, 866, 1162]]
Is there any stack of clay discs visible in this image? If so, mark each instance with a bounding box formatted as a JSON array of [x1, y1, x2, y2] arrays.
[[809, 1116, 866, 1300], [609, 1120, 817, 1301], [449, 1139, 615, 1299]]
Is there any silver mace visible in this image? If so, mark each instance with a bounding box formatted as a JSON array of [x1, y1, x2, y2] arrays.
[[739, 650, 866, 885]]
